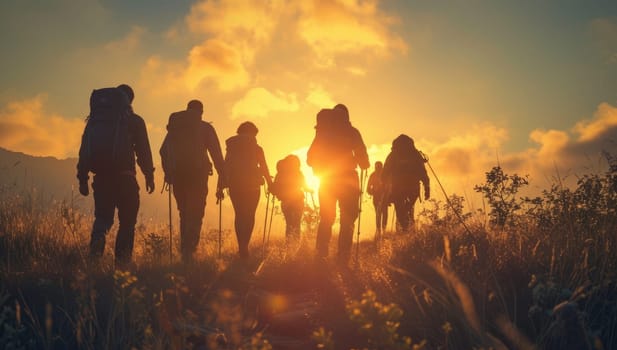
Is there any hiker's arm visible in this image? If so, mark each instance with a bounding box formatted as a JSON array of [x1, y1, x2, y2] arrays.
[[76, 126, 90, 183], [257, 146, 273, 188], [159, 135, 171, 183], [205, 124, 225, 177], [352, 129, 370, 170], [306, 136, 323, 173], [76, 126, 90, 196], [366, 174, 375, 195], [421, 164, 430, 200], [133, 116, 155, 183]]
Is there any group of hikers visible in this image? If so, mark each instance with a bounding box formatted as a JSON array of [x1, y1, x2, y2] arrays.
[[76, 84, 430, 269]]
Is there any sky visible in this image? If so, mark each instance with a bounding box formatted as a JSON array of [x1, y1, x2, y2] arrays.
[[1, 0, 617, 227]]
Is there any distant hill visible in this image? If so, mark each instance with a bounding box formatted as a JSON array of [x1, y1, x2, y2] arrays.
[[0, 147, 169, 220], [0, 147, 78, 200]]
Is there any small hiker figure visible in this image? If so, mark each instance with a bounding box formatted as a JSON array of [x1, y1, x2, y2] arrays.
[[367, 161, 389, 241], [159, 100, 225, 264], [382, 134, 430, 233], [223, 122, 273, 261], [77, 84, 155, 270], [307, 104, 370, 264], [270, 154, 310, 243]]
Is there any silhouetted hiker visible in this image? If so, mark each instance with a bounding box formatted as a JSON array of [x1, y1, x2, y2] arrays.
[[77, 84, 155, 269], [307, 104, 370, 264], [382, 134, 430, 233], [224, 122, 273, 260], [367, 161, 389, 240], [159, 100, 225, 264], [270, 154, 309, 242]]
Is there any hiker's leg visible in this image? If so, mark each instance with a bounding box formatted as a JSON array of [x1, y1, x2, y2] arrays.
[[393, 195, 409, 232], [316, 182, 336, 257], [181, 177, 208, 262], [381, 204, 389, 233], [172, 179, 188, 254], [338, 174, 360, 263], [115, 175, 139, 268], [230, 187, 259, 258], [281, 202, 293, 238], [289, 200, 303, 240], [90, 176, 115, 260], [401, 196, 413, 233], [373, 198, 380, 233], [408, 195, 418, 232]]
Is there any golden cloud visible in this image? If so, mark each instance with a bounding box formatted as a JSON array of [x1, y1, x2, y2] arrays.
[[139, 56, 186, 96], [186, 0, 280, 46], [297, 0, 407, 66], [529, 129, 570, 156], [306, 85, 336, 107], [231, 87, 299, 119], [573, 102, 617, 143], [142, 0, 407, 97], [186, 39, 251, 91], [0, 95, 84, 159], [104, 25, 146, 52]]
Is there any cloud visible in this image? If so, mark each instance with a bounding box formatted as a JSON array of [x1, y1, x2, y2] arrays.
[[185, 39, 251, 91], [425, 124, 510, 179], [306, 85, 336, 107], [138, 56, 186, 96], [529, 129, 569, 157], [0, 95, 84, 159], [186, 0, 280, 47], [183, 1, 284, 91], [573, 102, 617, 143], [141, 0, 408, 96], [231, 87, 299, 119], [104, 25, 146, 52], [297, 0, 407, 67]]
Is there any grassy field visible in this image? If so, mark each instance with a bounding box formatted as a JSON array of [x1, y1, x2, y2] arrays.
[[1, 161, 616, 349]]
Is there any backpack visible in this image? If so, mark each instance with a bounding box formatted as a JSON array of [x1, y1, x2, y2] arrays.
[[307, 108, 359, 175], [225, 134, 263, 188], [81, 87, 132, 174], [162, 110, 211, 182], [271, 155, 304, 203], [388, 135, 426, 192]]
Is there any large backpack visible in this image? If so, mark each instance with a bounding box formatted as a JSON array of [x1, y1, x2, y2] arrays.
[[307, 108, 358, 175], [225, 134, 263, 188], [81, 87, 132, 174], [388, 135, 426, 192], [162, 110, 211, 182]]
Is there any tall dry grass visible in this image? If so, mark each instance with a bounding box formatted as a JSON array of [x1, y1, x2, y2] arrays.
[[0, 156, 616, 349]]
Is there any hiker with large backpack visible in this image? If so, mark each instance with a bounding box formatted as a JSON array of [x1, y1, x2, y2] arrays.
[[382, 134, 430, 233], [159, 100, 225, 264], [270, 154, 310, 242], [307, 104, 370, 264], [77, 84, 155, 269], [367, 161, 389, 241], [223, 121, 272, 261]]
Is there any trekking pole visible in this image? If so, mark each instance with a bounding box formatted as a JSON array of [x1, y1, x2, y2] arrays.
[[218, 191, 223, 259], [419, 151, 473, 235], [355, 169, 367, 265], [266, 194, 276, 245], [262, 188, 270, 257], [166, 182, 173, 264]]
